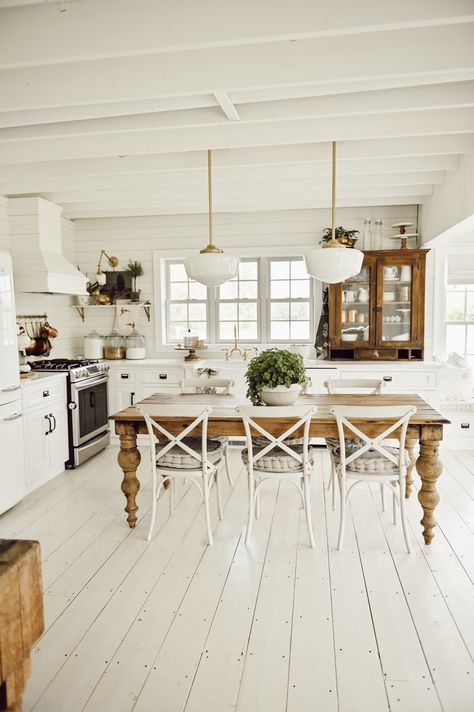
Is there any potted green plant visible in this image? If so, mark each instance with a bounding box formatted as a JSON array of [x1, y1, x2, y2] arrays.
[[321, 226, 359, 247], [126, 260, 144, 302], [245, 348, 307, 405]]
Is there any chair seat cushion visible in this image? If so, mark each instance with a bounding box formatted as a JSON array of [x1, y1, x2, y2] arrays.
[[242, 445, 314, 472], [155, 437, 224, 470], [332, 444, 409, 475]]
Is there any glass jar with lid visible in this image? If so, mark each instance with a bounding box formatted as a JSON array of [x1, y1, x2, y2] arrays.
[[103, 330, 126, 360], [125, 326, 146, 360], [83, 330, 104, 359]]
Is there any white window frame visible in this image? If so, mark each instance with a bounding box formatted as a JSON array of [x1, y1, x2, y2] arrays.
[[266, 256, 314, 344], [153, 246, 320, 350], [214, 257, 261, 343], [445, 283, 474, 363], [165, 259, 209, 344]]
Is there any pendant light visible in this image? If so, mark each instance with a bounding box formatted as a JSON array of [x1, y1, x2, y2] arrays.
[[185, 150, 240, 287], [304, 142, 364, 284]]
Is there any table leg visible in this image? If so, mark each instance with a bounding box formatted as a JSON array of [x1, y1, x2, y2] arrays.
[[116, 422, 141, 528], [405, 438, 417, 498], [416, 428, 443, 545]]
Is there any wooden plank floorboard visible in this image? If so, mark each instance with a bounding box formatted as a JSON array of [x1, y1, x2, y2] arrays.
[[5, 444, 470, 712]]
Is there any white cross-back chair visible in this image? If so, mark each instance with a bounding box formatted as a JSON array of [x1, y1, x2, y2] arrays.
[[238, 406, 317, 548], [137, 403, 226, 545], [330, 405, 416, 553], [180, 378, 235, 487], [323, 378, 384, 511]]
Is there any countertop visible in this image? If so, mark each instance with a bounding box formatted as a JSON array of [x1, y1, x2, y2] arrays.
[[104, 357, 441, 370], [20, 372, 67, 387]]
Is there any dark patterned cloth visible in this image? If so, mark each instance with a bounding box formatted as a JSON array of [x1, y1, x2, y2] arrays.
[[315, 287, 329, 358]]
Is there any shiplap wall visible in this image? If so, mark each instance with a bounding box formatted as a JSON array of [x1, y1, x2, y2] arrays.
[[421, 152, 474, 243], [71, 205, 434, 358]]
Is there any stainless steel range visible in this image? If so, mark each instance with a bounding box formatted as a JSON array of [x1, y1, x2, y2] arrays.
[[29, 359, 110, 468]]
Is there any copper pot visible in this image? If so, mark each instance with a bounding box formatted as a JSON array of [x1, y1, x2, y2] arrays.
[[25, 337, 51, 356], [42, 322, 58, 339]]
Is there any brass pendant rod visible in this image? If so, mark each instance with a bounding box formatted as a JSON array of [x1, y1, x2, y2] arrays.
[[331, 141, 336, 240], [200, 148, 223, 254]]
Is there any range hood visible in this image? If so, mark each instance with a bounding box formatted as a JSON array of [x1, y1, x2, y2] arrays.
[[9, 197, 88, 295]]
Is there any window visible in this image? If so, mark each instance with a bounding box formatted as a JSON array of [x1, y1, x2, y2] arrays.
[[268, 258, 312, 341], [166, 261, 208, 342], [445, 284, 474, 368], [217, 259, 259, 341], [164, 256, 314, 344]]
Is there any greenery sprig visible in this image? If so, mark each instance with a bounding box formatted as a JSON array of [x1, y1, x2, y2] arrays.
[[245, 348, 306, 405]]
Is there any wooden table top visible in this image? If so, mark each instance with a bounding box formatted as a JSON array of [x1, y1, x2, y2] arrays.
[[110, 392, 449, 426]]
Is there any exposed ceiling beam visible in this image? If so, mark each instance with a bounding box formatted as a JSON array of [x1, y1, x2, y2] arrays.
[[0, 0, 472, 68], [0, 24, 472, 111], [213, 92, 240, 121]]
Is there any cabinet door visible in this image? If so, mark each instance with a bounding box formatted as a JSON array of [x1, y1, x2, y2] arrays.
[[24, 408, 50, 488], [116, 387, 141, 410], [0, 405, 26, 512], [48, 402, 68, 475], [375, 254, 424, 347], [330, 255, 376, 348]]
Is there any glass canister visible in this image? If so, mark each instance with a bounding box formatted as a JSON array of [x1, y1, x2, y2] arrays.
[[125, 327, 146, 360], [104, 330, 126, 359], [83, 330, 104, 359], [183, 328, 198, 348]]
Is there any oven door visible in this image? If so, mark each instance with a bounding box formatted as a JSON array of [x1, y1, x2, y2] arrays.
[[70, 375, 109, 446]]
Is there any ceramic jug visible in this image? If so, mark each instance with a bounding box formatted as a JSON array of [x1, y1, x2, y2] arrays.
[[357, 287, 369, 303], [383, 266, 399, 280]]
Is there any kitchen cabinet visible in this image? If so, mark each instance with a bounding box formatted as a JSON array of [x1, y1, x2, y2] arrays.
[[328, 249, 428, 361], [22, 376, 68, 492]]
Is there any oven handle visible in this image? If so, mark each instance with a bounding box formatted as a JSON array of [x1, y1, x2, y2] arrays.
[[71, 375, 109, 392]]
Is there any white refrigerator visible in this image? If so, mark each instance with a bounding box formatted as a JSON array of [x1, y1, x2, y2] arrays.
[[0, 249, 25, 513]]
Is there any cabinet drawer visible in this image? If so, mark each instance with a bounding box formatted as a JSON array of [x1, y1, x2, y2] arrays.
[[112, 368, 136, 383], [140, 368, 184, 385], [23, 378, 66, 408], [340, 370, 436, 391], [443, 417, 474, 439]]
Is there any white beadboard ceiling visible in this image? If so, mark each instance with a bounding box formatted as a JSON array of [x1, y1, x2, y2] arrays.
[[0, 0, 473, 219]]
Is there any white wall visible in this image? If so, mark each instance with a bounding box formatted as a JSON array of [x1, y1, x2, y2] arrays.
[[420, 152, 474, 243], [73, 205, 420, 358]]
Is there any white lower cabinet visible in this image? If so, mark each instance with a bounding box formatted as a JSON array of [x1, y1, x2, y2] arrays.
[[23, 377, 68, 492]]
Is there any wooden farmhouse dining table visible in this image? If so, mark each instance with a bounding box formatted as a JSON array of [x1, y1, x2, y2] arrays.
[[110, 392, 450, 545]]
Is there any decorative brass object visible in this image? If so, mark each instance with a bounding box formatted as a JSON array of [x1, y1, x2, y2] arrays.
[[221, 325, 258, 361]]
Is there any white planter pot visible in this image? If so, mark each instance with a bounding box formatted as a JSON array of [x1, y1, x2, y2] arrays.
[[260, 383, 301, 406]]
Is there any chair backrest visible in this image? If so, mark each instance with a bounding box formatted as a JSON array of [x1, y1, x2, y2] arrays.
[[180, 378, 235, 395], [324, 378, 384, 395], [329, 405, 416, 470], [137, 403, 212, 470], [237, 405, 316, 470]]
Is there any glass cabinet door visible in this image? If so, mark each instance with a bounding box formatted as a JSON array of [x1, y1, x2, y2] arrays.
[[380, 264, 412, 343], [340, 264, 371, 345]]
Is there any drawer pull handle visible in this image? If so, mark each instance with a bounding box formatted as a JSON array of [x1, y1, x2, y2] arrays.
[[1, 384, 20, 392], [461, 423, 470, 429], [4, 412, 22, 422], [43, 389, 50, 397], [159, 374, 168, 380], [130, 392, 135, 406], [45, 414, 51, 435], [120, 373, 129, 379], [383, 376, 392, 382]]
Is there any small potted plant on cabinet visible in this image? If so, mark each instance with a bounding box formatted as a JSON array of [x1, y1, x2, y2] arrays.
[[126, 260, 144, 302], [245, 348, 307, 405], [321, 226, 359, 247]]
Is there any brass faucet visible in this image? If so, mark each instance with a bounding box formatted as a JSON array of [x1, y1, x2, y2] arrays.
[[221, 325, 258, 361]]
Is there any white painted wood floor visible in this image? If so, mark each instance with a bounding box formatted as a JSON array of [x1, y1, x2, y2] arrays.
[[1, 445, 474, 712]]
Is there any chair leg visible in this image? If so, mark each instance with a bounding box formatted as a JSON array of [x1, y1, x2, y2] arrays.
[[255, 477, 261, 518], [147, 474, 163, 541], [380, 483, 386, 512], [337, 471, 346, 551], [169, 478, 176, 515], [392, 483, 398, 525], [331, 460, 337, 511], [245, 469, 255, 545], [215, 470, 224, 521], [203, 473, 213, 546], [399, 478, 412, 554], [224, 444, 233, 487], [303, 474, 316, 548]]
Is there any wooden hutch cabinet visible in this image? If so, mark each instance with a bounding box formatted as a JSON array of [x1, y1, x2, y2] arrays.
[[328, 249, 428, 361]]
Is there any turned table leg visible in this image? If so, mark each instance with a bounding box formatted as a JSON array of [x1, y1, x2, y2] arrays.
[[415, 426, 443, 545], [405, 438, 417, 498], [116, 422, 141, 528]]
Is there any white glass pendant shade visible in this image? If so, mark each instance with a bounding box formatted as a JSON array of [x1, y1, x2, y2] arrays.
[[304, 141, 364, 284], [304, 245, 364, 284], [185, 252, 239, 287], [184, 149, 239, 287]]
